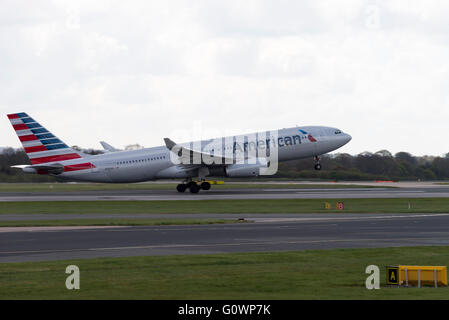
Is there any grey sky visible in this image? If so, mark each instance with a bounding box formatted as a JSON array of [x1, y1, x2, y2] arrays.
[[1, 0, 449, 156]]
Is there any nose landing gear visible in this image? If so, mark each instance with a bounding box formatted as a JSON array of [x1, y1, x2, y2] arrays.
[[314, 156, 322, 171]]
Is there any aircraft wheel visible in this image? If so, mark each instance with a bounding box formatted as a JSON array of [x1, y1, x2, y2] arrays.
[[186, 181, 196, 188], [189, 183, 200, 193], [176, 184, 187, 193], [200, 182, 211, 190], [314, 164, 322, 171]]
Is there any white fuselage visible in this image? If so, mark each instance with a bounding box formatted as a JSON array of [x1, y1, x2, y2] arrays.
[[55, 126, 351, 183]]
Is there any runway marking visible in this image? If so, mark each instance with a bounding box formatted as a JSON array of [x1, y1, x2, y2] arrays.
[[107, 213, 449, 228], [261, 188, 390, 192], [252, 213, 449, 223], [1, 188, 448, 202], [0, 226, 126, 233], [1, 213, 447, 233], [294, 190, 426, 194], [1, 237, 447, 256]]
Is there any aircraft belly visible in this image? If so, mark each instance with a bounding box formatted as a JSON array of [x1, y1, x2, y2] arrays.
[[106, 164, 167, 183], [60, 170, 112, 183], [315, 140, 335, 155], [279, 143, 316, 161]]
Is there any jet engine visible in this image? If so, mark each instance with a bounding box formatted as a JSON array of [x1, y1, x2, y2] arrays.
[[225, 159, 268, 177]]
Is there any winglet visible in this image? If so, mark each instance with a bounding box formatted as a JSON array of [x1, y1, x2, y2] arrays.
[[164, 138, 176, 150]]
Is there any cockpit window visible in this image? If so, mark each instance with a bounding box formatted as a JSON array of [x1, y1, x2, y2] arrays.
[[334, 130, 342, 134]]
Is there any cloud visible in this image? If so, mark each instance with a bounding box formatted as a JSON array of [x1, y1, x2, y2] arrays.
[[1, 1, 449, 156]]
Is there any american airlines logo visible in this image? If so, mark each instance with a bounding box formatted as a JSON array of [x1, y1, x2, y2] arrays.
[[299, 129, 317, 143]]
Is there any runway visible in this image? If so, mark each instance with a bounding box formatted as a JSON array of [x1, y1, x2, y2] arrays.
[[2, 213, 449, 263], [1, 186, 449, 201]]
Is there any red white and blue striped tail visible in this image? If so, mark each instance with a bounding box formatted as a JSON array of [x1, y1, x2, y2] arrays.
[[7, 112, 84, 165]]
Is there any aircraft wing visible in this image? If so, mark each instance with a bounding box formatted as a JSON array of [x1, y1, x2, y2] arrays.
[[164, 138, 235, 165]]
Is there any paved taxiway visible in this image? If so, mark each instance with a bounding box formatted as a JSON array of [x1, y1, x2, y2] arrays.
[[1, 213, 449, 263], [1, 186, 449, 201]]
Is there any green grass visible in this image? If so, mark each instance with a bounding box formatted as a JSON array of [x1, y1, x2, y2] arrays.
[[1, 247, 448, 299], [0, 218, 244, 227], [0, 182, 387, 192], [0, 198, 448, 215]]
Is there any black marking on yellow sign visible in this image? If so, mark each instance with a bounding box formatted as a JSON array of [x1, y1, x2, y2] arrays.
[[386, 266, 399, 285]]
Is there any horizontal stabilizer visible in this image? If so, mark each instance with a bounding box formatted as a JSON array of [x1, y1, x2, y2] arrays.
[[12, 163, 64, 174]]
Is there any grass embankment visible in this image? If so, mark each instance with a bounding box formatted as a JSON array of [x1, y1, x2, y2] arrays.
[[0, 219, 242, 227], [1, 247, 448, 299], [0, 198, 448, 215], [0, 198, 447, 227]]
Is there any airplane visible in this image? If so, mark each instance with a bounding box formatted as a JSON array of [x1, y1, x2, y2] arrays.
[[7, 112, 351, 193]]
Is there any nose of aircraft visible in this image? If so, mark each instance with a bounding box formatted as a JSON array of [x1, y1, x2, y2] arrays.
[[336, 132, 352, 148], [344, 133, 352, 144]]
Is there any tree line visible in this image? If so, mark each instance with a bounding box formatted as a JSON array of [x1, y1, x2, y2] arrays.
[[277, 150, 449, 181], [1, 147, 449, 182]]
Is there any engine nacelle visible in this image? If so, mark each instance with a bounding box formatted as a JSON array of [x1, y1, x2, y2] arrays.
[[225, 160, 268, 177], [155, 165, 197, 179]]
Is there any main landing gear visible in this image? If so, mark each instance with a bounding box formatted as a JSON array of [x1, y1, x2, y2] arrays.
[[176, 180, 211, 193], [314, 156, 322, 171]]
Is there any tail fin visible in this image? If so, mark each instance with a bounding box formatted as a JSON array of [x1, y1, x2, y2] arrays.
[[7, 112, 84, 164]]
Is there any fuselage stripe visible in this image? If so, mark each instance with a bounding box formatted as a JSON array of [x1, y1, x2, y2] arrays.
[[64, 163, 95, 172], [30, 153, 82, 164]]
